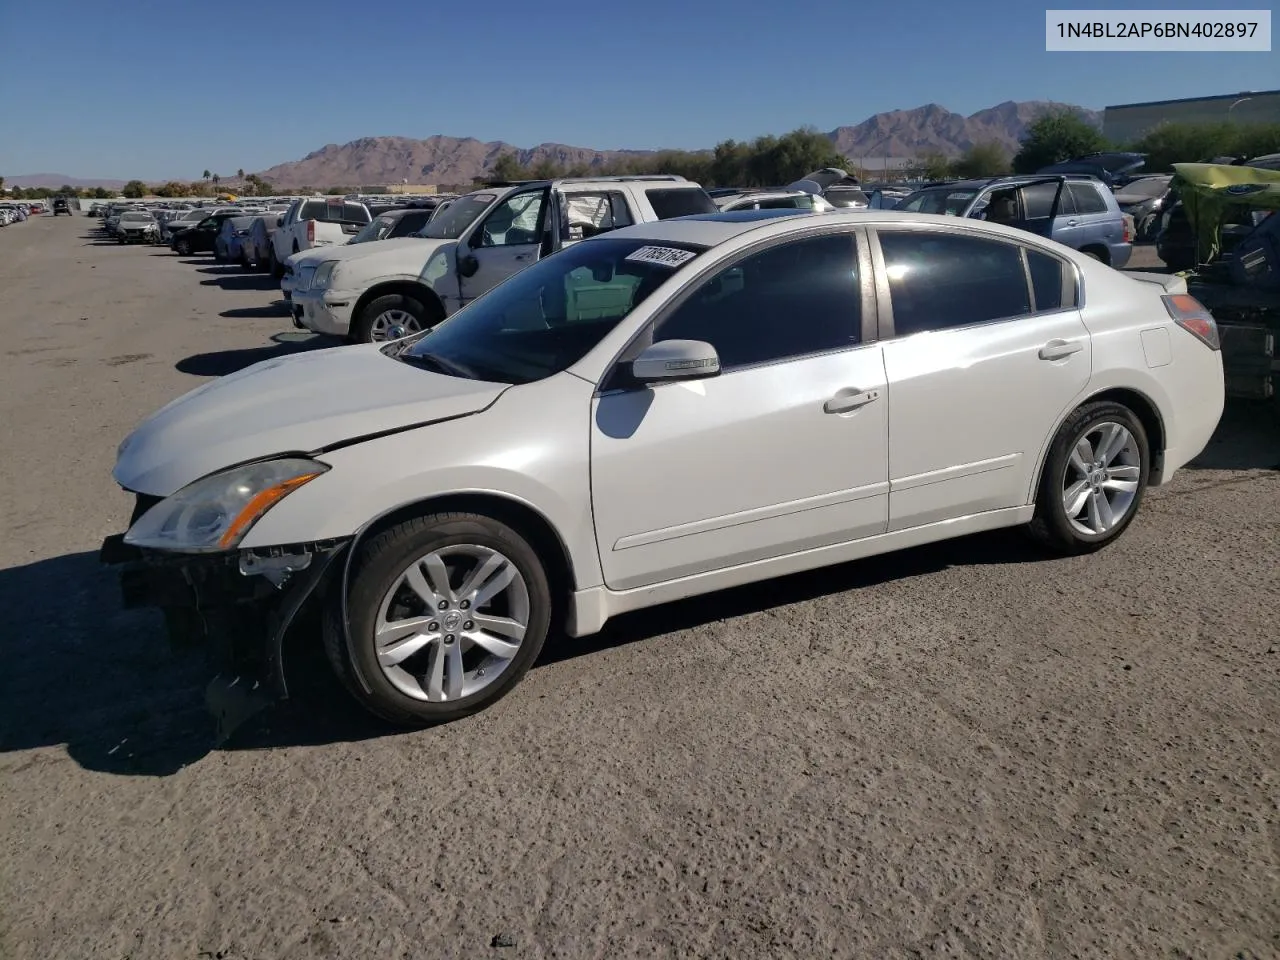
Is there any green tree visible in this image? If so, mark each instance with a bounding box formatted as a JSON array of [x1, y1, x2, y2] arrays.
[[1130, 121, 1280, 171], [913, 152, 955, 180], [1012, 109, 1110, 174], [93, 186, 110, 199], [491, 152, 526, 181], [121, 180, 147, 198], [236, 168, 245, 181], [211, 173, 220, 190], [952, 141, 1011, 179], [10, 186, 24, 199], [202, 169, 211, 183]]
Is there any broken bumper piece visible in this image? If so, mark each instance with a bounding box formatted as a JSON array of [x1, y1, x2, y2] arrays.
[[100, 533, 348, 732]]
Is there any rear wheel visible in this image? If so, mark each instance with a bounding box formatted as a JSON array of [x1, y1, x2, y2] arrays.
[[324, 512, 552, 726], [1029, 401, 1149, 554], [175, 238, 191, 256]]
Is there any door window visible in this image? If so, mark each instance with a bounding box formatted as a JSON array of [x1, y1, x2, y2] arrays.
[[478, 191, 547, 247], [561, 191, 633, 241], [1067, 182, 1109, 215], [1021, 181, 1068, 219], [654, 233, 861, 369], [878, 230, 1031, 335]]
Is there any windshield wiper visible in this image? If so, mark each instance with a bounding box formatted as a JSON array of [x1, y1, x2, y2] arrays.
[[401, 350, 472, 379]]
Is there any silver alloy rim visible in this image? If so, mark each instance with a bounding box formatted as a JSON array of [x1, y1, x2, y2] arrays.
[[369, 308, 423, 341], [372, 544, 530, 702], [1062, 421, 1141, 536]]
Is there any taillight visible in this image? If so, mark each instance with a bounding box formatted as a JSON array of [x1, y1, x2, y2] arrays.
[[306, 220, 314, 243], [1162, 293, 1220, 350], [1122, 215, 1134, 243]]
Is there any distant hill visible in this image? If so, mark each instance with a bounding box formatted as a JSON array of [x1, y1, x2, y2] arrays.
[[254, 100, 1101, 187], [6, 174, 129, 189]]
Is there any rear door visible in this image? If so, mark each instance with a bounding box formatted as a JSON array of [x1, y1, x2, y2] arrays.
[[870, 226, 1090, 531], [1065, 180, 1122, 252]]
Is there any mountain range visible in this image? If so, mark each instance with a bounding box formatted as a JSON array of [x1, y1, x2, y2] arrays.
[[253, 100, 1102, 187], [7, 100, 1102, 189]]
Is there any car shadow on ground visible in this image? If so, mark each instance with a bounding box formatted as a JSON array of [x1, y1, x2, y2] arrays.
[[6, 398, 1274, 777], [1185, 401, 1280, 470], [220, 303, 293, 319], [176, 331, 338, 376], [199, 272, 280, 293]]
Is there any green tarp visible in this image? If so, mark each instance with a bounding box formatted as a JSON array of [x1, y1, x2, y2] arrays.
[[1170, 162, 1280, 264]]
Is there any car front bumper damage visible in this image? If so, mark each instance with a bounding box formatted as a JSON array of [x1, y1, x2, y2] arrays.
[[100, 512, 349, 736]]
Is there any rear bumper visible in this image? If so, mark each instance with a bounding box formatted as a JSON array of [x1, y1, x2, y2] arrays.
[[100, 531, 349, 708]]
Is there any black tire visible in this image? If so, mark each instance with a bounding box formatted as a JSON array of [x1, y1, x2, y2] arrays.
[[1028, 401, 1150, 555], [240, 253, 252, 270], [353, 292, 439, 343], [175, 238, 191, 256], [323, 512, 552, 726]]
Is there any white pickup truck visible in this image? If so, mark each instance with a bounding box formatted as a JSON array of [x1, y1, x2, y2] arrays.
[[269, 197, 372, 278], [288, 176, 718, 342]]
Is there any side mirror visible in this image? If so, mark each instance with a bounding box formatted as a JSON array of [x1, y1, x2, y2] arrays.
[[630, 340, 721, 384], [457, 253, 479, 278]]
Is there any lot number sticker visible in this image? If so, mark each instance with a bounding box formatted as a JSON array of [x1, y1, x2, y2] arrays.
[[625, 245, 697, 267]]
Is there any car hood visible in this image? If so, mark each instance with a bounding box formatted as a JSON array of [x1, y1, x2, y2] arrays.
[[114, 344, 509, 496], [306, 235, 445, 268]]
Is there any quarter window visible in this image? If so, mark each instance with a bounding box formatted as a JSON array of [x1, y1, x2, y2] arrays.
[[654, 233, 861, 369], [1027, 249, 1066, 311], [878, 231, 1031, 335], [1067, 182, 1109, 215]]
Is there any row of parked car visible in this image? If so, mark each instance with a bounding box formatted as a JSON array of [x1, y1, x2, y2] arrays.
[[0, 199, 45, 224]]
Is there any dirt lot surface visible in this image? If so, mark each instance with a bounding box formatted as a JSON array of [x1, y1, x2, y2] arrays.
[[1, 216, 1278, 960]]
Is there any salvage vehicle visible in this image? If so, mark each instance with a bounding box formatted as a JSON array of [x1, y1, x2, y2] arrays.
[[280, 207, 443, 291], [53, 196, 73, 215], [270, 197, 372, 278], [214, 215, 260, 263], [170, 209, 247, 256], [102, 207, 1225, 730], [714, 190, 835, 212], [289, 176, 718, 342], [1114, 174, 1173, 241], [1165, 161, 1280, 407], [896, 174, 1133, 267], [116, 211, 159, 243], [161, 207, 213, 242]]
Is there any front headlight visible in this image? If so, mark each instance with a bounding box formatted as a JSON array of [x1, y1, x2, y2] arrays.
[[124, 458, 329, 553], [312, 260, 338, 288], [297, 265, 316, 290]]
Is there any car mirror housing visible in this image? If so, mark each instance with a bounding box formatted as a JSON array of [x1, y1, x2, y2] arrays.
[[630, 340, 721, 384]]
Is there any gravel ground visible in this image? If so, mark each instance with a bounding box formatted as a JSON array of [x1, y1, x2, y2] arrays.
[[1, 215, 1278, 960]]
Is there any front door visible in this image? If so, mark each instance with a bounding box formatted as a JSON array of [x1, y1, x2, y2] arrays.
[[458, 188, 549, 305], [871, 227, 1091, 531], [590, 231, 889, 591]]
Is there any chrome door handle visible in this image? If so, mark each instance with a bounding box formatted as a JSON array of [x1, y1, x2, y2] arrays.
[[824, 389, 880, 414], [1065, 219, 1078, 226], [1038, 339, 1084, 361]]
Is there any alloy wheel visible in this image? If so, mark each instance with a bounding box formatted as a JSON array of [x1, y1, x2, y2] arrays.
[[370, 308, 423, 341], [372, 545, 530, 702], [1061, 421, 1141, 536]]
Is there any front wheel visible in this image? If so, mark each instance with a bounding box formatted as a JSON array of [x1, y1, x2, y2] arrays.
[[175, 238, 191, 256], [353, 292, 439, 343], [324, 513, 552, 726], [1029, 401, 1149, 554]]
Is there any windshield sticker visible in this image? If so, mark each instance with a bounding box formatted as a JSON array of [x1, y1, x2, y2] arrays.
[[468, 194, 496, 204], [625, 245, 697, 267]]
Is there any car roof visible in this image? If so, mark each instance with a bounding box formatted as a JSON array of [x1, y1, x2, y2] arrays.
[[596, 207, 1092, 251], [912, 174, 1106, 191]]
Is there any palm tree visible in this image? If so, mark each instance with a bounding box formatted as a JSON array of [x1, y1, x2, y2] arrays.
[[236, 168, 245, 181], [202, 170, 211, 182], [211, 173, 220, 190]]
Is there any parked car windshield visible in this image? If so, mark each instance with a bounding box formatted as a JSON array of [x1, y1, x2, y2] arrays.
[[414, 193, 495, 239], [298, 199, 371, 225], [897, 188, 978, 215], [350, 215, 397, 243], [121, 212, 154, 221], [401, 236, 706, 384]]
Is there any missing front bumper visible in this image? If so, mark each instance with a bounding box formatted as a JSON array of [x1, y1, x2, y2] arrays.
[[100, 534, 348, 708]]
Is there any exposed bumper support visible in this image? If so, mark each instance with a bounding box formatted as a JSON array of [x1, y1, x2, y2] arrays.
[[100, 534, 349, 736]]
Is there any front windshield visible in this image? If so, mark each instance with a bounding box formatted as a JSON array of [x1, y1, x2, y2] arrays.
[[350, 215, 395, 243], [416, 194, 495, 239], [898, 189, 978, 215], [402, 236, 706, 384]]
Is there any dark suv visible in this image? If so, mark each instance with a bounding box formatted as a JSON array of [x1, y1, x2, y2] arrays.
[[895, 174, 1132, 267], [52, 197, 72, 216]]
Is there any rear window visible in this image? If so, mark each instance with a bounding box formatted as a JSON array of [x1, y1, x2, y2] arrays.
[[1068, 182, 1109, 215], [299, 200, 372, 225], [646, 188, 718, 220]]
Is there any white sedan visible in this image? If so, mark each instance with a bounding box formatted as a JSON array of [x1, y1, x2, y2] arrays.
[[103, 208, 1225, 727]]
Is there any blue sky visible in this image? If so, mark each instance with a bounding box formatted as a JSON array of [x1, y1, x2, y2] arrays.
[[0, 0, 1275, 180]]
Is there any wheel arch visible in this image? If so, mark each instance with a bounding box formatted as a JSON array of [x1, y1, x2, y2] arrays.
[[335, 491, 578, 645], [1080, 243, 1111, 265], [352, 280, 446, 327], [1029, 385, 1168, 502]]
